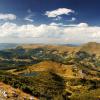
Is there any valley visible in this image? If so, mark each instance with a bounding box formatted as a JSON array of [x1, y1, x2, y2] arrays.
[[0, 42, 100, 100]]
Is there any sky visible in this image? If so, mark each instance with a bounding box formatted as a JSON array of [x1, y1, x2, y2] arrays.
[[0, 0, 100, 44]]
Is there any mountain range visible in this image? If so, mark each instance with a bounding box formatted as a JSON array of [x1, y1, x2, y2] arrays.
[[0, 42, 100, 100]]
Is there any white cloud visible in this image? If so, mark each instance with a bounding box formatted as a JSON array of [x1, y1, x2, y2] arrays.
[[27, 9, 32, 13], [49, 22, 78, 27], [0, 22, 100, 43], [77, 23, 88, 27], [71, 17, 76, 21], [24, 15, 34, 22], [24, 9, 34, 22], [0, 13, 16, 21], [45, 8, 74, 17], [69, 17, 76, 22], [49, 22, 65, 26], [66, 17, 76, 22], [53, 16, 62, 21]]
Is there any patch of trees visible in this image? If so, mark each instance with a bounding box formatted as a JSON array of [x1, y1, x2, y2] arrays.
[[0, 71, 67, 100]]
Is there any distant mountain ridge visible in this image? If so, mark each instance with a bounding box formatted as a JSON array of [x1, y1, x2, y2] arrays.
[[0, 42, 100, 53], [0, 43, 19, 50], [80, 42, 100, 56], [19, 42, 100, 55]]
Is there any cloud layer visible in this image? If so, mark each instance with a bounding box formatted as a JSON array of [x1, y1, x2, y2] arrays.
[[0, 13, 16, 21], [0, 22, 100, 43]]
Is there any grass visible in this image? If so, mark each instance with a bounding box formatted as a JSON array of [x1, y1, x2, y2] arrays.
[[0, 70, 66, 99]]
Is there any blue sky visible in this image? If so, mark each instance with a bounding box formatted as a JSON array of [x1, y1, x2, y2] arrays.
[[0, 0, 100, 44], [0, 0, 100, 25]]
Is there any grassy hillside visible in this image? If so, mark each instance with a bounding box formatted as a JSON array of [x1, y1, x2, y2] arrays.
[[0, 71, 66, 100], [0, 42, 100, 100], [80, 42, 100, 56]]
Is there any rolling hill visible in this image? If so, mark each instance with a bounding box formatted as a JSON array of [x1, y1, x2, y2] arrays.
[[0, 42, 100, 100]]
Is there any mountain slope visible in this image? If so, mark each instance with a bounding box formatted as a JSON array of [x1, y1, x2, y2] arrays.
[[80, 42, 100, 56], [0, 42, 100, 100]]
